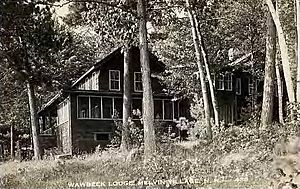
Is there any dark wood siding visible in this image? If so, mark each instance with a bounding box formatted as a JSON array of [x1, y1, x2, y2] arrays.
[[57, 121, 72, 154], [39, 47, 188, 154], [75, 48, 165, 94], [68, 92, 189, 153], [98, 50, 163, 93], [70, 93, 113, 153]]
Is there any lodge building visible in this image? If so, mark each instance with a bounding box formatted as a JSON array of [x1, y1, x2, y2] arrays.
[[38, 46, 189, 154]]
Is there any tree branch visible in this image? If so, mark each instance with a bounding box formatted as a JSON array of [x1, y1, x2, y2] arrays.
[[36, 0, 138, 18]]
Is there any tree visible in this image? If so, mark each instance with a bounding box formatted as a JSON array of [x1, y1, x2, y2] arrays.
[[193, 10, 219, 128], [10, 125, 14, 159], [297, 0, 300, 102], [26, 81, 41, 158], [64, 1, 140, 152], [0, 62, 30, 158], [65, 0, 158, 157], [266, 0, 296, 103], [121, 44, 131, 151], [261, 9, 276, 127], [0, 1, 67, 159], [150, 0, 267, 130], [138, 0, 156, 159], [186, 0, 212, 140], [275, 54, 284, 124]]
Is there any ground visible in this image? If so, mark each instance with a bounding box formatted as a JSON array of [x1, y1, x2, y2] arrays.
[[0, 124, 294, 189]]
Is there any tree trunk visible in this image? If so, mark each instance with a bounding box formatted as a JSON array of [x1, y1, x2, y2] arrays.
[[10, 125, 14, 159], [121, 44, 131, 151], [266, 0, 296, 103], [276, 55, 284, 124], [194, 16, 219, 127], [186, 0, 212, 140], [261, 10, 276, 127], [137, 0, 156, 160], [297, 0, 300, 102], [26, 81, 41, 160]]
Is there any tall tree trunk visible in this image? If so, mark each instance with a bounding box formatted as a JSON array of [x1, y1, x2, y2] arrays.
[[297, 0, 300, 102], [27, 81, 41, 160], [121, 44, 131, 151], [261, 10, 276, 127], [137, 0, 156, 159], [186, 0, 212, 140], [276, 55, 285, 124], [275, 0, 284, 124], [194, 16, 219, 127], [10, 125, 14, 159], [266, 0, 296, 103]]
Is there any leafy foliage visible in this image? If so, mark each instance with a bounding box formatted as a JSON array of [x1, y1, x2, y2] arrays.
[[64, 1, 138, 46], [0, 1, 110, 153], [150, 0, 266, 99], [1, 1, 64, 85]]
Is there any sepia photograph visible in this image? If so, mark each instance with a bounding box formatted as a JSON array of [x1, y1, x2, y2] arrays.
[[0, 0, 299, 188]]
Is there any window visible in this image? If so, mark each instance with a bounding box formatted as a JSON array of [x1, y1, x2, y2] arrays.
[[103, 98, 113, 118], [164, 100, 173, 120], [113, 98, 123, 118], [78, 97, 89, 118], [154, 100, 163, 119], [91, 97, 101, 118], [94, 133, 110, 141], [174, 101, 179, 119], [224, 73, 233, 91], [154, 99, 175, 120], [109, 70, 120, 91], [77, 96, 124, 120], [134, 72, 143, 92], [248, 78, 254, 95], [255, 79, 262, 94], [132, 99, 142, 111], [132, 99, 142, 119], [217, 74, 224, 90], [235, 78, 241, 95]]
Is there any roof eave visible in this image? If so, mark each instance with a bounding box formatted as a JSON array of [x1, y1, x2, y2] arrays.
[[70, 46, 122, 89]]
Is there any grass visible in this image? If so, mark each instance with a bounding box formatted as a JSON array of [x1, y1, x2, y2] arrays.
[[0, 147, 271, 188], [1, 124, 290, 189]]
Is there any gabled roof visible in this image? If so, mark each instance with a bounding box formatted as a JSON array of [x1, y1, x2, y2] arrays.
[[228, 52, 253, 67], [38, 46, 166, 115], [71, 46, 122, 88], [225, 50, 264, 73], [71, 46, 165, 88], [38, 91, 63, 115]]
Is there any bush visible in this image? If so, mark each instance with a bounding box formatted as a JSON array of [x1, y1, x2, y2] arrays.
[[3, 118, 299, 189], [110, 109, 144, 148]]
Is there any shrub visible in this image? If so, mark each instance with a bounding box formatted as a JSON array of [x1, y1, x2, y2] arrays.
[[110, 109, 144, 148]]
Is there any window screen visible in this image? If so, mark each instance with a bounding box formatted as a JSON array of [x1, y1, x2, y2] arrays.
[[154, 100, 163, 119], [91, 97, 101, 118], [109, 70, 120, 91], [103, 98, 113, 118], [134, 72, 143, 92], [78, 97, 89, 118]]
